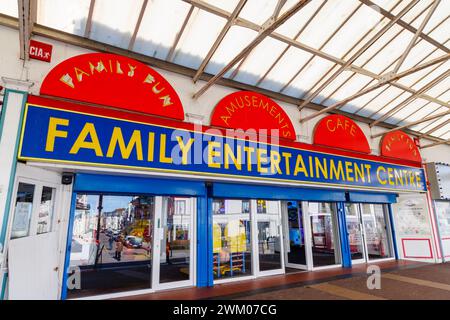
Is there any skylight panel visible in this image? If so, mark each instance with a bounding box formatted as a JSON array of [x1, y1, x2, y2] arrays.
[[0, 0, 17, 17], [37, 0, 91, 36], [172, 10, 227, 70], [133, 0, 192, 59], [89, 0, 144, 49]]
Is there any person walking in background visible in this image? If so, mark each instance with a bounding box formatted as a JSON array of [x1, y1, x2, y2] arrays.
[[114, 236, 124, 261]]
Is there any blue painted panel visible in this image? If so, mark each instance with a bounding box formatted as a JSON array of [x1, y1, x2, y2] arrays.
[[196, 194, 208, 287], [212, 183, 346, 202], [348, 191, 397, 204], [336, 202, 352, 268], [387, 204, 399, 260], [61, 192, 77, 300], [19, 104, 427, 193], [73, 173, 206, 196]]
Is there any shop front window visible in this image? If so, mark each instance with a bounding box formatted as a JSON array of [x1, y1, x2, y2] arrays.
[[213, 199, 252, 280], [67, 194, 154, 298]]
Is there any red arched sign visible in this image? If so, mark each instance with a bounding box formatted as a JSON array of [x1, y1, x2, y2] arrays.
[[40, 53, 184, 120], [380, 131, 422, 163], [210, 91, 296, 140], [313, 114, 370, 154]]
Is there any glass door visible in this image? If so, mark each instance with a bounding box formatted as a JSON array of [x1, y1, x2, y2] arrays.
[[308, 202, 341, 268], [435, 201, 450, 262], [153, 196, 195, 290], [360, 204, 393, 261], [253, 200, 284, 276], [283, 201, 308, 270], [344, 203, 366, 264]]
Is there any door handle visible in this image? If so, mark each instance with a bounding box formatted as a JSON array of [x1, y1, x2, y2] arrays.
[[53, 267, 59, 272]]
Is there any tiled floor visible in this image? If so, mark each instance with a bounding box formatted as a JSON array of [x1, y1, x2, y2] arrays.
[[116, 260, 450, 300]]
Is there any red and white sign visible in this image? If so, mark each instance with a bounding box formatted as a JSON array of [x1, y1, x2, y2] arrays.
[[210, 91, 296, 140], [40, 53, 185, 120], [313, 114, 371, 154], [29, 40, 52, 63], [380, 130, 422, 163]]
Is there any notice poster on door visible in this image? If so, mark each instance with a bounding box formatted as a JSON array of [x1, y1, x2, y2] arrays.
[[393, 194, 431, 236], [11, 202, 33, 239]]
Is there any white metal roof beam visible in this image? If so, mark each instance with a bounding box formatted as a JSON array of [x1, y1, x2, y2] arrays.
[[297, 0, 419, 114], [370, 68, 450, 127], [192, 0, 311, 99], [128, 0, 148, 51], [18, 0, 35, 60], [192, 0, 247, 83], [392, 0, 440, 74], [299, 52, 450, 123], [420, 139, 450, 149], [84, 0, 95, 38], [371, 110, 450, 138], [360, 0, 450, 54]]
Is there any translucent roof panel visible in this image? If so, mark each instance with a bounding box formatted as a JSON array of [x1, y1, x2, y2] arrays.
[[37, 0, 91, 36], [238, 0, 279, 26], [232, 37, 288, 86], [0, 0, 18, 17], [203, 0, 240, 13], [132, 0, 192, 60], [89, 0, 144, 49], [172, 10, 227, 70], [205, 25, 257, 77]]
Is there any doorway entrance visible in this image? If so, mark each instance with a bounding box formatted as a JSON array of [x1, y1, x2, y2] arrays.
[[344, 203, 393, 263], [66, 194, 195, 299], [6, 163, 64, 300], [212, 198, 284, 283]]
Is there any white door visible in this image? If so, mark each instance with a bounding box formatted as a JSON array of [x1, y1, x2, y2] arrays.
[[6, 164, 63, 300], [152, 196, 195, 290]]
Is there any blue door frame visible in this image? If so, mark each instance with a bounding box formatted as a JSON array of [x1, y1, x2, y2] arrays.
[[61, 176, 399, 298]]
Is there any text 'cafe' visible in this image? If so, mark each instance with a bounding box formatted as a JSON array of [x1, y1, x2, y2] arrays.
[[9, 53, 427, 299]]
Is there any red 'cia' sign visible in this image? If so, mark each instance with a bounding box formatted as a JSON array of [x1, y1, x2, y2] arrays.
[[29, 40, 52, 62]]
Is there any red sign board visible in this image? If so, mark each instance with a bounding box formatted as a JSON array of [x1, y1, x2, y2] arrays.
[[313, 114, 370, 154], [29, 40, 52, 62], [40, 53, 185, 120], [210, 91, 296, 140], [380, 131, 422, 163]]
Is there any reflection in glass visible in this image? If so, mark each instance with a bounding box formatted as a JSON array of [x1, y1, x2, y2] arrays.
[[159, 197, 191, 284], [286, 201, 306, 265], [11, 183, 35, 239], [345, 203, 365, 261], [37, 186, 55, 234], [68, 194, 154, 298], [361, 204, 391, 260], [213, 199, 252, 280], [257, 200, 282, 272], [309, 202, 340, 267]]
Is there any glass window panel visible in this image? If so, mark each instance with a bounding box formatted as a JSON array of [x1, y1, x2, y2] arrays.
[[37, 186, 55, 234], [67, 194, 154, 298], [11, 183, 35, 239], [213, 199, 252, 280], [159, 197, 192, 284], [435, 201, 450, 238]]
